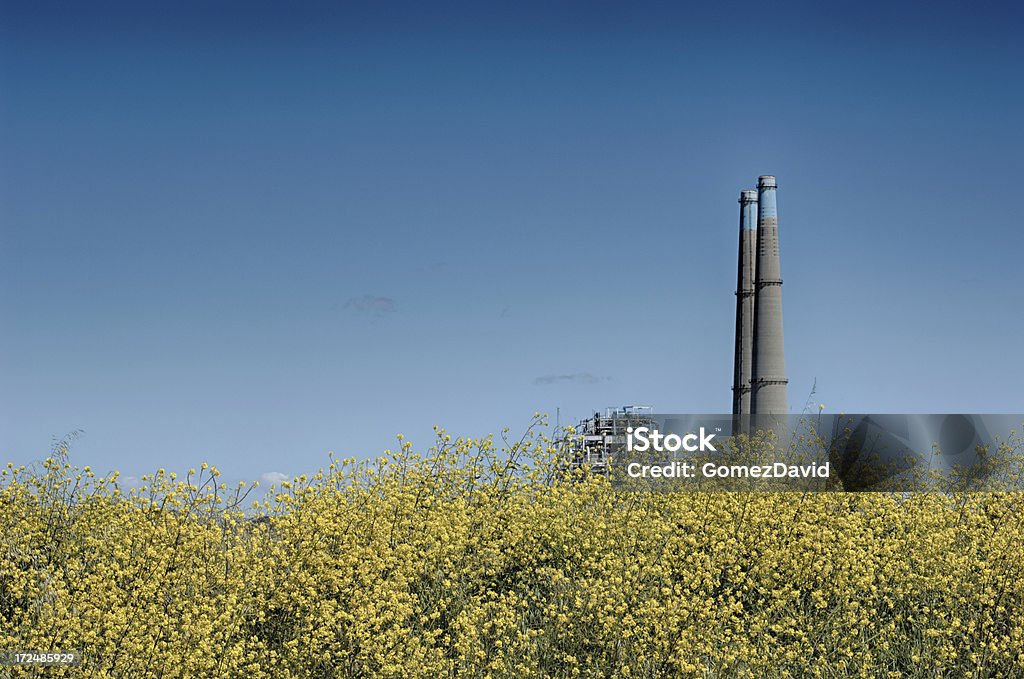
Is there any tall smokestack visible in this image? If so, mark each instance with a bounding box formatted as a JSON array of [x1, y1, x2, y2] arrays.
[[750, 175, 788, 416], [731, 189, 758, 432]]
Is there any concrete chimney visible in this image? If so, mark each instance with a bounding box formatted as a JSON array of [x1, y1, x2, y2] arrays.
[[750, 175, 788, 416], [731, 189, 758, 433]]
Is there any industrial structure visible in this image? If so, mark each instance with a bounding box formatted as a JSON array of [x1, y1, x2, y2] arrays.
[[564, 175, 789, 469], [562, 406, 655, 476], [746, 175, 789, 418], [731, 189, 759, 432], [731, 175, 789, 434]]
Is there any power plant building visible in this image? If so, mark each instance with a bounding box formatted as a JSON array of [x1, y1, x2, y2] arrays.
[[565, 174, 790, 469]]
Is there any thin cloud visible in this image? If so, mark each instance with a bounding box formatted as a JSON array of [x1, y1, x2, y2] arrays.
[[413, 260, 449, 274], [344, 295, 396, 315], [533, 373, 613, 386], [260, 471, 289, 485]]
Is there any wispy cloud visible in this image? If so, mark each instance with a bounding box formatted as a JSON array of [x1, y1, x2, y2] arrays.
[[533, 373, 613, 386], [344, 295, 396, 316], [413, 260, 448, 274], [260, 471, 289, 485]]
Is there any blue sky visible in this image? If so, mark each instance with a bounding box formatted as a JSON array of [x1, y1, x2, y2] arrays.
[[2, 0, 1023, 485]]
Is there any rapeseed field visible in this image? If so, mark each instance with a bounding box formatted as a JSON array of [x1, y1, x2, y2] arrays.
[[2, 421, 1023, 677]]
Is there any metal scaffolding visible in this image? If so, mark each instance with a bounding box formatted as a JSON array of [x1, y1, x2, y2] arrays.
[[559, 405, 655, 476]]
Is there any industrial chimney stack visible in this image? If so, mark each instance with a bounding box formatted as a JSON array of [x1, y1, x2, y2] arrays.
[[731, 189, 758, 432], [749, 175, 788, 416]]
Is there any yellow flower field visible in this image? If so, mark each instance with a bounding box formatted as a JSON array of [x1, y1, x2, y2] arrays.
[[2, 421, 1024, 678]]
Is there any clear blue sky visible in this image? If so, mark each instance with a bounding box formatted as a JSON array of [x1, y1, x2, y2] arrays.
[[2, 0, 1022, 486]]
